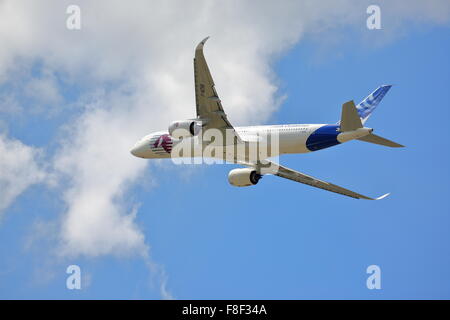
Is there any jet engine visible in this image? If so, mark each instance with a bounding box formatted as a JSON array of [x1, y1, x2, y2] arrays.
[[228, 168, 262, 187], [168, 120, 202, 138]]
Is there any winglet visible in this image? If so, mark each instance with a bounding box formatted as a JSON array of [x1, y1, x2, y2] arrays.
[[373, 193, 390, 200], [196, 36, 210, 52]]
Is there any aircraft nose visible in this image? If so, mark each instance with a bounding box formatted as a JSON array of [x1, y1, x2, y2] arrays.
[[130, 141, 146, 158], [130, 145, 139, 157]]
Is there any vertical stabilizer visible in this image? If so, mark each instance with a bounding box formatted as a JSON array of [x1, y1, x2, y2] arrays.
[[356, 85, 392, 124], [340, 100, 363, 132]]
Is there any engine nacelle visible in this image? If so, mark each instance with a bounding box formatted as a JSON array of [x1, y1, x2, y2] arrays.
[[168, 120, 202, 138], [228, 168, 262, 187]]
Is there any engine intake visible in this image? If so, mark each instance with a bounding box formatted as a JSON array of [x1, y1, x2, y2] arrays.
[[168, 120, 202, 138], [228, 168, 262, 187]]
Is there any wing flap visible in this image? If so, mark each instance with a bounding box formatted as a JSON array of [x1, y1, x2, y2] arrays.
[[259, 162, 388, 200], [193, 37, 242, 143]]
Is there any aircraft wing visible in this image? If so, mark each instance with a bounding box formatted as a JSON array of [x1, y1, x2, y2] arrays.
[[252, 161, 389, 200], [194, 37, 242, 144]]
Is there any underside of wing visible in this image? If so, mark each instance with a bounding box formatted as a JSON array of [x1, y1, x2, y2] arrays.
[[251, 161, 389, 200], [194, 37, 241, 144]]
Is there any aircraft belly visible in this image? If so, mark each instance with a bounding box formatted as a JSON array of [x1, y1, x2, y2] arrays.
[[279, 132, 310, 154]]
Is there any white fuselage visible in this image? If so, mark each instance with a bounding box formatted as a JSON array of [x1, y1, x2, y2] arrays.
[[130, 123, 372, 161]]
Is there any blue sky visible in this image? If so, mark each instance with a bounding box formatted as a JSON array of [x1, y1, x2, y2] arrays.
[[0, 1, 450, 299]]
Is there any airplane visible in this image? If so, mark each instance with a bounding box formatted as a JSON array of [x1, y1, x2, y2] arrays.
[[130, 37, 404, 200]]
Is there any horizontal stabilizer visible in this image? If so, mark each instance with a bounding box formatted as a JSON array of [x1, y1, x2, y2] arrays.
[[357, 133, 404, 148]]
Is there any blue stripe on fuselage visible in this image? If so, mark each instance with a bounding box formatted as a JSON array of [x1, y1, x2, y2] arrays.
[[306, 124, 340, 151]]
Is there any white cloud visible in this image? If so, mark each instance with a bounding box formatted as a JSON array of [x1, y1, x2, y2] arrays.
[[25, 72, 62, 111], [0, 0, 449, 298], [0, 92, 22, 114], [53, 89, 149, 257], [0, 134, 45, 219], [0, 64, 64, 117]]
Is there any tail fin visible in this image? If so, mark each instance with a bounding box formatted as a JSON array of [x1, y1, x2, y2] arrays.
[[356, 85, 392, 124], [357, 133, 404, 148], [340, 100, 363, 132]]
